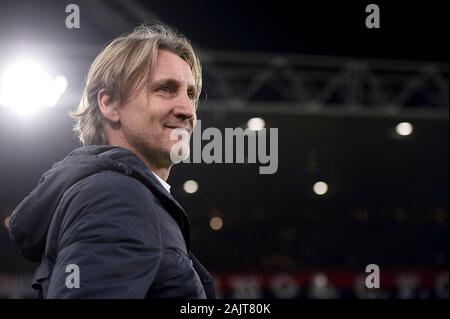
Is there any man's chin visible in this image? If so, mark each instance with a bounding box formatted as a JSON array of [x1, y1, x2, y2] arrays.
[[169, 142, 190, 164]]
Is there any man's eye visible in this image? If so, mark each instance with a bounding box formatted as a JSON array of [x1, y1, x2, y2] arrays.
[[187, 91, 196, 100], [158, 85, 171, 93]]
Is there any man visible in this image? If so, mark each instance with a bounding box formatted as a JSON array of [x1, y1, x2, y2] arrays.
[[9, 24, 215, 299]]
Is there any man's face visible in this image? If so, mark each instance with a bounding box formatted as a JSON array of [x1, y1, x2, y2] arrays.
[[117, 49, 197, 168]]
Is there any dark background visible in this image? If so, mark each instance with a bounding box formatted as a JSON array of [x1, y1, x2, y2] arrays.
[[0, 0, 448, 298]]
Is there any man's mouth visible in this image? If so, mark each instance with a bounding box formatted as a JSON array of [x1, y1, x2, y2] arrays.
[[164, 125, 190, 135]]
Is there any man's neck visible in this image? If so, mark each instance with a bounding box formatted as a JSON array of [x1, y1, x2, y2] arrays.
[[107, 143, 171, 181], [138, 156, 171, 181]]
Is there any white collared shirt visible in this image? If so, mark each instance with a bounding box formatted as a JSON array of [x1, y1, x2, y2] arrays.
[[152, 171, 171, 194]]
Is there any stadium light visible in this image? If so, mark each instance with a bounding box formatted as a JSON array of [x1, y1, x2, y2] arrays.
[[0, 58, 67, 115], [395, 122, 413, 136], [209, 216, 223, 231], [183, 180, 199, 194], [247, 117, 265, 131], [313, 181, 328, 195]]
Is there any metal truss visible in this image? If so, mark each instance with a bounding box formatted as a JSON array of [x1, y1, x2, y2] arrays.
[[199, 51, 449, 119]]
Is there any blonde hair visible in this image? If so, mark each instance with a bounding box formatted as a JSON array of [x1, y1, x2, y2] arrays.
[[70, 23, 202, 145]]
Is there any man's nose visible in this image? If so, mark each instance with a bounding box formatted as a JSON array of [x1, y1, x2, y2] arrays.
[[173, 92, 195, 120]]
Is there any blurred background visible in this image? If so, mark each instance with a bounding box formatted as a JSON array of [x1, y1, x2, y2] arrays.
[[0, 0, 448, 298]]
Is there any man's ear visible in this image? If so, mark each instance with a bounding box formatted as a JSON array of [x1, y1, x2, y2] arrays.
[[98, 89, 120, 123]]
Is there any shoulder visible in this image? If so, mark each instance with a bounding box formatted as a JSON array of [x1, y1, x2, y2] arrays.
[[66, 170, 156, 204], [57, 170, 161, 231]]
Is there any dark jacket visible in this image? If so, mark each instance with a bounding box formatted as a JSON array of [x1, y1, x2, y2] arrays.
[[9, 145, 215, 299]]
